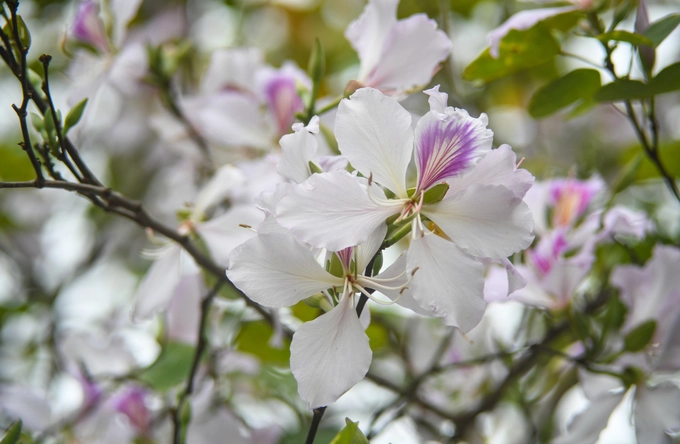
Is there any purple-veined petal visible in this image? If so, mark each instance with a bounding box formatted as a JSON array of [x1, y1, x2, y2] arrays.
[[345, 0, 399, 83], [277, 171, 400, 251], [423, 184, 534, 259], [634, 383, 680, 444], [363, 14, 452, 92], [290, 294, 372, 409], [335, 88, 413, 197], [194, 205, 263, 266], [414, 109, 493, 192], [447, 144, 534, 198], [488, 6, 578, 58], [276, 117, 319, 184], [132, 244, 184, 321], [406, 232, 485, 332], [226, 232, 344, 308]]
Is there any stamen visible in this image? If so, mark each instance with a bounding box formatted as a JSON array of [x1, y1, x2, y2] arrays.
[[516, 157, 525, 168], [353, 283, 397, 306]]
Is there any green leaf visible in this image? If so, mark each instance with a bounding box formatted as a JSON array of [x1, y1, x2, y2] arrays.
[[235, 321, 290, 365], [64, 98, 88, 134], [650, 62, 680, 95], [16, 15, 31, 49], [529, 69, 602, 118], [138, 342, 195, 391], [463, 24, 560, 83], [596, 30, 654, 47], [307, 38, 325, 87], [30, 112, 44, 132], [594, 79, 651, 101], [1, 421, 22, 444], [330, 418, 369, 444], [624, 320, 656, 352], [422, 183, 449, 204], [644, 14, 680, 47]]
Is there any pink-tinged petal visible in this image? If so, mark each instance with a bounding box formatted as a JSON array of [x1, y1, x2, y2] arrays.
[[423, 184, 534, 259], [542, 253, 594, 307], [290, 295, 371, 409], [552, 391, 624, 444], [113, 386, 151, 435], [415, 109, 493, 192], [364, 14, 452, 92], [500, 257, 527, 295], [406, 233, 485, 332], [263, 74, 304, 136], [132, 244, 184, 321], [277, 171, 400, 251], [634, 383, 680, 444], [345, 0, 399, 83], [488, 7, 578, 58], [226, 232, 344, 308], [424, 85, 448, 113], [600, 206, 654, 241], [72, 1, 109, 53], [335, 88, 413, 197], [548, 176, 605, 228], [277, 117, 319, 184], [194, 205, 263, 266], [448, 144, 534, 199]]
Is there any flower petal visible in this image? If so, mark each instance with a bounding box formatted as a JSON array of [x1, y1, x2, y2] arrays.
[[335, 88, 413, 197], [634, 383, 680, 444], [132, 244, 184, 321], [364, 14, 452, 92], [226, 232, 344, 308], [369, 253, 434, 316], [424, 85, 448, 113], [447, 144, 533, 199], [345, 0, 399, 83], [406, 232, 485, 332], [277, 171, 399, 251], [290, 295, 372, 409], [423, 184, 534, 259], [276, 118, 319, 184], [552, 391, 624, 444], [415, 109, 493, 191], [194, 205, 263, 266]]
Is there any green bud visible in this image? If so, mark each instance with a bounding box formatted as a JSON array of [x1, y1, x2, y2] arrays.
[[64, 98, 89, 134]]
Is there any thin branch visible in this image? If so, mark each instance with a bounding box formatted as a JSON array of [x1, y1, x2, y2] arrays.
[[172, 282, 222, 444]]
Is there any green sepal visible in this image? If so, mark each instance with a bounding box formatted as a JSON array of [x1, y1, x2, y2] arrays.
[[1, 420, 22, 444], [623, 320, 656, 352], [308, 160, 323, 175], [330, 418, 369, 444], [64, 98, 89, 134], [422, 183, 449, 205]]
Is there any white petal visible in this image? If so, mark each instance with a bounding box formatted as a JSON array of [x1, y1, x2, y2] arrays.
[[167, 274, 204, 344], [370, 253, 434, 316], [424, 85, 448, 113], [406, 233, 485, 332], [365, 14, 452, 92], [552, 392, 624, 444], [133, 244, 184, 321], [423, 184, 534, 259], [542, 254, 593, 306], [276, 125, 318, 184], [226, 232, 344, 308], [345, 0, 399, 82], [200, 48, 264, 94], [277, 170, 398, 251], [500, 257, 526, 294], [193, 165, 246, 219], [290, 295, 372, 409], [448, 145, 534, 198], [355, 223, 388, 273], [335, 88, 413, 197], [195, 205, 263, 266], [634, 383, 680, 444]]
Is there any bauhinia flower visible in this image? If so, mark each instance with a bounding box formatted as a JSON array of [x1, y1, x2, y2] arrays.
[[227, 226, 417, 409], [346, 0, 452, 94], [277, 86, 534, 332]]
